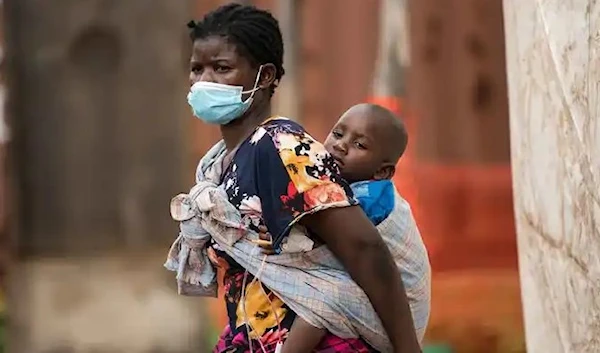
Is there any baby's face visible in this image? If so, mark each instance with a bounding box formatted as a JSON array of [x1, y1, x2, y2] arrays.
[[324, 111, 387, 183]]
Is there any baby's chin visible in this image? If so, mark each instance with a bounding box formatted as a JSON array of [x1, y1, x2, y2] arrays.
[[341, 171, 380, 184], [339, 172, 360, 184], [334, 162, 374, 183]]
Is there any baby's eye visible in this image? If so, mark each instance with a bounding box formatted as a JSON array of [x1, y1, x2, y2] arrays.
[[354, 141, 366, 150], [332, 130, 343, 138]]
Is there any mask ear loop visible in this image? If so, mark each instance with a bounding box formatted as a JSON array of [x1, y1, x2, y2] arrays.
[[241, 65, 265, 100], [240, 271, 254, 353], [240, 274, 269, 353], [255, 254, 284, 352]]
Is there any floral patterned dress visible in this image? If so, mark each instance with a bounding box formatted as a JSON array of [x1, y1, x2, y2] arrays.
[[209, 117, 378, 353]]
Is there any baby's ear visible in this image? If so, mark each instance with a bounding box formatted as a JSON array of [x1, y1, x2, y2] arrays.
[[373, 163, 396, 180]]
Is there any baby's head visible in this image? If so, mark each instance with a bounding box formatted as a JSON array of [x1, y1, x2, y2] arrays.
[[324, 103, 408, 183]]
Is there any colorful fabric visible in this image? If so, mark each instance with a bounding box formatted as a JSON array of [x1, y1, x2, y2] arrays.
[[213, 323, 375, 353], [351, 179, 395, 226], [165, 117, 430, 352], [166, 118, 379, 352]]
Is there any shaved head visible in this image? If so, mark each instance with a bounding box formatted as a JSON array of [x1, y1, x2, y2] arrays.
[[324, 103, 409, 182], [343, 103, 408, 164]]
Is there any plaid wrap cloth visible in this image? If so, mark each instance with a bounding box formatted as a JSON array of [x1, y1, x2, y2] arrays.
[[165, 140, 431, 352]]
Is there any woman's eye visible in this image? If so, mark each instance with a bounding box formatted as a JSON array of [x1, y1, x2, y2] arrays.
[[215, 65, 231, 73]]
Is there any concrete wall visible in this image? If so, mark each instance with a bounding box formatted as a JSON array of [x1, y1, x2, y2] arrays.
[[504, 0, 600, 351]]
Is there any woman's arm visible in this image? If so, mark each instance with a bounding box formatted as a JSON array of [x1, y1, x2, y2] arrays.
[[301, 205, 421, 353]]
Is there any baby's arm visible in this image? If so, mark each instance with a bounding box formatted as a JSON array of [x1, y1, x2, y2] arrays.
[[281, 316, 327, 353]]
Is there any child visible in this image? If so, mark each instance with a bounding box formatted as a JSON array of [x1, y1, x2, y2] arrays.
[[258, 103, 431, 352]]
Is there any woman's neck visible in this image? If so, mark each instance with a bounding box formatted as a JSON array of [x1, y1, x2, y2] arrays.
[[220, 102, 272, 151]]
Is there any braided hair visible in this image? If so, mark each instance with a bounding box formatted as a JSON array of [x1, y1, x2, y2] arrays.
[[188, 3, 285, 95]]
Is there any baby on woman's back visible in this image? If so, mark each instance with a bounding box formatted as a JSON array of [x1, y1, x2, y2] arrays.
[[260, 103, 431, 352]]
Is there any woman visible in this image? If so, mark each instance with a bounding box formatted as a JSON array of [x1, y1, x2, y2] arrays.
[[186, 4, 420, 353]]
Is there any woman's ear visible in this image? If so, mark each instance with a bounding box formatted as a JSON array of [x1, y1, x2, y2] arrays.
[[258, 63, 277, 89]]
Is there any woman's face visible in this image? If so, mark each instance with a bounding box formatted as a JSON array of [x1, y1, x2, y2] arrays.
[[189, 36, 258, 93]]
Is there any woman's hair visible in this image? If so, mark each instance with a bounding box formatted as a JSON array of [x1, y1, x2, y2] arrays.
[[188, 3, 285, 94]]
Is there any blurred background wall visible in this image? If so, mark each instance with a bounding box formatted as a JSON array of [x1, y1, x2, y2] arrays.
[[3, 1, 208, 352]]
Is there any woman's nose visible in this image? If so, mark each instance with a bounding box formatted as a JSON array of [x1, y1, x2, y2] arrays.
[[199, 68, 219, 83], [189, 70, 217, 86]]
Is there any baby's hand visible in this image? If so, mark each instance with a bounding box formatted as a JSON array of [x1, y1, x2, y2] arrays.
[[252, 225, 276, 255]]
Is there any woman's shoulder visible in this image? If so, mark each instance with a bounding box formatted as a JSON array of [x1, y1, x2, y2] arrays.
[[261, 116, 303, 129], [256, 116, 308, 140], [250, 116, 322, 152]]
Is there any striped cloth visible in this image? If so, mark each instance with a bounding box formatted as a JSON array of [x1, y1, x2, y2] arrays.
[[165, 140, 431, 352]]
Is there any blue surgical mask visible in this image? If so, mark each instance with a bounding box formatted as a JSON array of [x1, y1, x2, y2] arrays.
[[187, 66, 263, 125]]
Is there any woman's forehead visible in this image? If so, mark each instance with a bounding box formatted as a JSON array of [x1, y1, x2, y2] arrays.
[[191, 36, 241, 61]]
